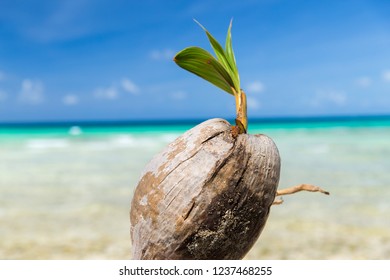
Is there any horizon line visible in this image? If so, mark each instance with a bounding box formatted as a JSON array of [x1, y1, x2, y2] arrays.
[[1, 113, 390, 127]]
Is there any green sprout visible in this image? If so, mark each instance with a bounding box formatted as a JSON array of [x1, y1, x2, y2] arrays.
[[174, 20, 248, 134]]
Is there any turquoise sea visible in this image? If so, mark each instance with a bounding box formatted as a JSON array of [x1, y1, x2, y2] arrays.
[[1, 116, 390, 259]]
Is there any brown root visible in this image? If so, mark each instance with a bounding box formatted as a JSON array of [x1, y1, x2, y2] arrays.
[[272, 184, 329, 205], [272, 197, 284, 205]]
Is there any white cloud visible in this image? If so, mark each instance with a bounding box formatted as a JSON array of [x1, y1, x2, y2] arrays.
[[170, 91, 187, 100], [382, 70, 390, 82], [19, 79, 44, 104], [150, 49, 175, 60], [327, 92, 347, 105], [94, 78, 141, 100], [62, 94, 79, 105], [356, 76, 372, 87], [0, 89, 7, 102], [247, 96, 261, 110], [121, 78, 140, 95], [246, 81, 265, 93], [94, 86, 118, 100], [311, 89, 347, 107]]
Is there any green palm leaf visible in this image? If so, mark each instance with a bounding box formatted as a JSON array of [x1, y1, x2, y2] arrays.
[[225, 20, 239, 87], [194, 20, 240, 94], [174, 46, 235, 95], [194, 21, 230, 70]]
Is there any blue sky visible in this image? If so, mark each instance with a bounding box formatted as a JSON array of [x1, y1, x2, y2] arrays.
[[1, 0, 390, 122]]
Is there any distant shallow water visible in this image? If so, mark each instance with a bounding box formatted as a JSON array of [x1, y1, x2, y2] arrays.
[[0, 118, 389, 259]]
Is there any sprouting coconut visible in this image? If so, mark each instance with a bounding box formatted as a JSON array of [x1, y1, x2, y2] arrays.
[[130, 20, 329, 260]]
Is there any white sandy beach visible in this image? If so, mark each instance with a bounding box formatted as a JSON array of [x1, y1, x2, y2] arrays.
[[1, 124, 389, 259]]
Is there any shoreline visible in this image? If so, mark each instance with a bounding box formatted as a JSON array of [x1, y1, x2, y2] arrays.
[[1, 114, 390, 129]]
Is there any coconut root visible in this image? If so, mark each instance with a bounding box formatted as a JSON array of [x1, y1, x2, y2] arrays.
[[272, 184, 329, 205]]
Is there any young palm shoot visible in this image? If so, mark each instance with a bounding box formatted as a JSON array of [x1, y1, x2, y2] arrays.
[[130, 20, 329, 260]]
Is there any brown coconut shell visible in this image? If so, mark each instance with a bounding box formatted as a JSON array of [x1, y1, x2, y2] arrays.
[[130, 118, 281, 259]]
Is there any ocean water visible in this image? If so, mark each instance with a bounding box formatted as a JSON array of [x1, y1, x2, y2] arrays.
[[0, 117, 389, 259]]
